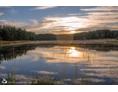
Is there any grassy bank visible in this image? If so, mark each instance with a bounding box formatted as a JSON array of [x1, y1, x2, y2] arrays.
[[0, 41, 28, 45], [0, 40, 40, 47], [105, 39, 118, 42], [0, 39, 118, 47]]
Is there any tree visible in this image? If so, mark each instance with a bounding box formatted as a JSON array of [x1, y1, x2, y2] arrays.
[[113, 31, 118, 38], [0, 25, 37, 41]]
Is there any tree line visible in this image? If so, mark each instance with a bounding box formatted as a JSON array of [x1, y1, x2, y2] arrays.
[[74, 29, 118, 40], [0, 25, 36, 40], [0, 25, 118, 41]]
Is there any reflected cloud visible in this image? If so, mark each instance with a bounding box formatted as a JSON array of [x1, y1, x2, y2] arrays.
[[0, 72, 108, 84], [84, 72, 118, 79], [0, 45, 118, 84], [77, 78, 105, 83], [0, 46, 118, 84], [27, 45, 118, 73], [90, 78, 105, 83], [0, 66, 6, 70], [0, 72, 31, 81], [62, 78, 105, 84], [0, 72, 7, 78], [63, 78, 72, 82], [68, 47, 81, 57], [27, 46, 96, 64], [80, 55, 118, 80], [31, 56, 40, 62], [14, 74, 32, 80], [32, 70, 58, 75]]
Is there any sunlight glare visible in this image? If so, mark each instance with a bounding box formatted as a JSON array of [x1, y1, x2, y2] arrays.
[[69, 31, 76, 34], [68, 47, 81, 57]]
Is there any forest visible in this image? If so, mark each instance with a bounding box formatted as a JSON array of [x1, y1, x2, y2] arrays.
[[0, 25, 118, 41], [0, 25, 36, 40]]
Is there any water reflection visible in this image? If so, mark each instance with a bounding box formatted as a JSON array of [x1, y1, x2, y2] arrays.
[[28, 46, 95, 64], [0, 45, 37, 62], [0, 44, 118, 63], [0, 44, 118, 84], [67, 47, 81, 57]]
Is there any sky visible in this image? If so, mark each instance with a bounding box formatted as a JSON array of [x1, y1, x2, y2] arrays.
[[0, 6, 118, 34]]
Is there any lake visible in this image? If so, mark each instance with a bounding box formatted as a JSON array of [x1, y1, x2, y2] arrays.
[[0, 44, 118, 85]]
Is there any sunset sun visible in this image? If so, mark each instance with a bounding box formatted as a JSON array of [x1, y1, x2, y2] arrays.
[[69, 31, 76, 34]]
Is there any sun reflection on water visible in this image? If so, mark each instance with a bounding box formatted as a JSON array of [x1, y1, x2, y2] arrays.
[[67, 47, 81, 57]]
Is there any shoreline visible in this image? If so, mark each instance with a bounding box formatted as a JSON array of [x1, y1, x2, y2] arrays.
[[0, 39, 118, 47]]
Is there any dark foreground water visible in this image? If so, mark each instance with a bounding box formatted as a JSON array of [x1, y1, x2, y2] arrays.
[[0, 44, 118, 85]]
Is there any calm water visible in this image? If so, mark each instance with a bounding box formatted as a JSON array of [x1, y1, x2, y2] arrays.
[[0, 44, 118, 85]]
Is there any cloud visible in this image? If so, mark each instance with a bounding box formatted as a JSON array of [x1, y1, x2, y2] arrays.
[[0, 20, 6, 22], [87, 12, 118, 20], [0, 6, 12, 8], [0, 19, 27, 28], [0, 6, 17, 14], [42, 16, 86, 30], [81, 6, 118, 11], [39, 13, 118, 32], [25, 10, 118, 33], [30, 19, 39, 24], [32, 70, 58, 75], [69, 14, 81, 16], [23, 17, 86, 34], [0, 20, 6, 23], [30, 6, 57, 10], [75, 11, 118, 31], [24, 19, 44, 33], [10, 8, 17, 14], [1, 9, 118, 34], [78, 23, 118, 32], [0, 66, 6, 69], [45, 16, 86, 30], [0, 12, 4, 16]]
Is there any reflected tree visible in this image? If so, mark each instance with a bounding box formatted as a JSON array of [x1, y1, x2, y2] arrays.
[[0, 44, 55, 64]]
